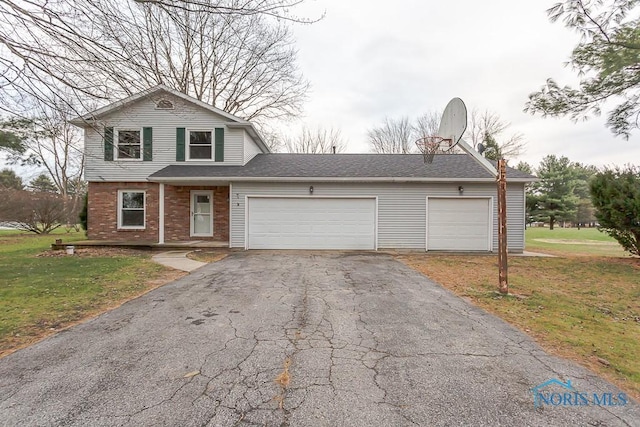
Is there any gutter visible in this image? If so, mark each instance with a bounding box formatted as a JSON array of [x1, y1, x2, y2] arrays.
[[146, 176, 536, 184]]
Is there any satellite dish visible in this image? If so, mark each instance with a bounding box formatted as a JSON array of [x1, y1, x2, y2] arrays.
[[438, 98, 468, 149], [477, 143, 486, 155]]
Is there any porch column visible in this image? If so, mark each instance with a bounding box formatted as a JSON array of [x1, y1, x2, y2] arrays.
[[158, 183, 165, 244]]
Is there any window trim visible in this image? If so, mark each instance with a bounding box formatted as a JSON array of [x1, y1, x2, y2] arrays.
[[117, 189, 146, 230], [114, 128, 143, 161], [186, 129, 214, 161]]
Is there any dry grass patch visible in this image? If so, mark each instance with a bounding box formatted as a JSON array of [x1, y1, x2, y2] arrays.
[[186, 250, 229, 263], [398, 254, 640, 402], [525, 227, 629, 257]]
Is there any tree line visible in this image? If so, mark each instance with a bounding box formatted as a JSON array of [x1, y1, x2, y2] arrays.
[[0, 170, 83, 234], [0, 0, 316, 232], [0, 0, 638, 253], [0, 113, 85, 234], [515, 156, 639, 256], [364, 109, 526, 159]]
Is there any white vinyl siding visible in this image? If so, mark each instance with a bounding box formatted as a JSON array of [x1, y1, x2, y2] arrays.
[[505, 182, 525, 251], [230, 181, 527, 252], [84, 95, 245, 181], [243, 131, 262, 164], [246, 197, 376, 250]]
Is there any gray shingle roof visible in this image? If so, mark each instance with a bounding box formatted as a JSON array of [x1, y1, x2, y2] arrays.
[[149, 154, 536, 181]]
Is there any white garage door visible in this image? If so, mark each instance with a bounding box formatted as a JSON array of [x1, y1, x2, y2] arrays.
[[247, 197, 376, 250], [427, 198, 491, 251]]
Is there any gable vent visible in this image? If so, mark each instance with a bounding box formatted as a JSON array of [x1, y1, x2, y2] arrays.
[[155, 98, 174, 110]]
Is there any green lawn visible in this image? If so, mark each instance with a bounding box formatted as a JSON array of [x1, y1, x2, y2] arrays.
[[0, 230, 176, 356], [525, 226, 629, 257]]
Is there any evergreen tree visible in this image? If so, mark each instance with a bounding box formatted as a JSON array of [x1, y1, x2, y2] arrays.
[[590, 166, 640, 255], [29, 174, 58, 193], [533, 155, 580, 230], [526, 0, 640, 138], [481, 132, 502, 161], [79, 193, 88, 234], [571, 162, 598, 227], [514, 161, 533, 174], [0, 168, 23, 190]]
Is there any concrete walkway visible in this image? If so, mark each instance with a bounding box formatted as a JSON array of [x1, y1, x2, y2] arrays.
[[514, 250, 557, 257], [151, 250, 207, 272]]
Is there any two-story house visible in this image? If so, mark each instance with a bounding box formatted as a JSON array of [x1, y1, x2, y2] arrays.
[[71, 85, 535, 252]]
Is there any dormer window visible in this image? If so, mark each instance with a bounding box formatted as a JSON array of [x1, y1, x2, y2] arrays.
[[155, 98, 174, 110]]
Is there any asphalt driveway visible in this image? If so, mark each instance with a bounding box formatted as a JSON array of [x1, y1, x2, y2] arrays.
[[0, 252, 638, 426]]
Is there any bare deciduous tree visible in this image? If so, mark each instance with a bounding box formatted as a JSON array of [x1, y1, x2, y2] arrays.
[[465, 109, 526, 161], [132, 0, 319, 21], [413, 110, 456, 154], [368, 117, 415, 154], [368, 112, 449, 154], [284, 127, 346, 153], [0, 0, 310, 129], [0, 98, 85, 228], [414, 111, 440, 140], [108, 7, 309, 122], [0, 189, 65, 234]]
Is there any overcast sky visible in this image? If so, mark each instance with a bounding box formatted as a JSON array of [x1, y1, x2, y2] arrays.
[[3, 0, 637, 182], [284, 0, 640, 168]]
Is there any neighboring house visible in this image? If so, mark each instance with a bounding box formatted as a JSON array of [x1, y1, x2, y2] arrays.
[[71, 85, 536, 252]]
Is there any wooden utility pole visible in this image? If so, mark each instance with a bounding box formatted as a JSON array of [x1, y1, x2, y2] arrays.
[[497, 159, 509, 294]]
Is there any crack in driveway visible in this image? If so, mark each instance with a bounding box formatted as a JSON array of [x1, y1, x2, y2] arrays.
[[0, 252, 637, 426]]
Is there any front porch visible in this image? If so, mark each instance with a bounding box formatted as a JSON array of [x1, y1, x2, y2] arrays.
[[87, 182, 230, 245]]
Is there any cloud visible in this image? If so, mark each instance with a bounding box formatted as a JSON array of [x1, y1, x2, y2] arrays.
[[284, 0, 639, 166]]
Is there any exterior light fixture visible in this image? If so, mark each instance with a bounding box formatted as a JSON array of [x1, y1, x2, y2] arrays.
[[458, 186, 464, 195], [309, 186, 314, 194]]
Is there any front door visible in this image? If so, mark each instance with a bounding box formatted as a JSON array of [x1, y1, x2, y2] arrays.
[[190, 190, 213, 237]]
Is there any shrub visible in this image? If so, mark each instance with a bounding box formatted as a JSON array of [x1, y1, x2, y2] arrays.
[[590, 166, 640, 256]]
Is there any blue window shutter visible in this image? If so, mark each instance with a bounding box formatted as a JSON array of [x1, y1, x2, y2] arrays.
[[176, 128, 185, 161], [143, 127, 153, 161], [215, 128, 224, 162], [104, 127, 114, 161]]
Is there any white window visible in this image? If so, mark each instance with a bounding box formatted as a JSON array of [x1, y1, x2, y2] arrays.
[[188, 130, 212, 160], [118, 190, 145, 229], [116, 129, 142, 160]]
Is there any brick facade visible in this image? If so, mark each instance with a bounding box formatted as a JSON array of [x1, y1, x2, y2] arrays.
[[164, 185, 229, 241], [87, 182, 229, 242]]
